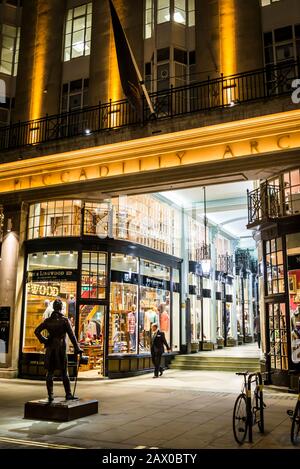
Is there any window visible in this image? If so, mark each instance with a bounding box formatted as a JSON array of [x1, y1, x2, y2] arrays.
[[174, 0, 186, 24], [64, 3, 92, 62], [268, 302, 288, 370], [27, 201, 82, 239], [61, 79, 89, 112], [140, 260, 171, 352], [157, 0, 170, 24], [23, 251, 78, 354], [0, 24, 20, 76], [81, 252, 107, 299], [284, 169, 300, 216], [109, 254, 139, 354], [144, 0, 153, 39], [264, 24, 299, 67], [84, 201, 111, 237], [5, 0, 23, 6], [261, 0, 281, 5], [188, 0, 195, 27], [265, 238, 285, 295], [61, 78, 89, 112]]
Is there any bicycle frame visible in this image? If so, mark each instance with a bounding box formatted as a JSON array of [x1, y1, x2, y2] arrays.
[[246, 372, 263, 443]]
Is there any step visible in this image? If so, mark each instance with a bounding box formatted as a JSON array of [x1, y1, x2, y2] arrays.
[[170, 364, 260, 371], [173, 358, 259, 365]]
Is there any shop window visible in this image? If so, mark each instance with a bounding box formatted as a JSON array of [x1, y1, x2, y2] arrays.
[[109, 254, 139, 354], [64, 3, 92, 62], [268, 302, 288, 370], [81, 252, 107, 299], [172, 268, 180, 352], [139, 260, 171, 352], [23, 251, 78, 354], [284, 169, 300, 215], [0, 24, 20, 76], [287, 233, 300, 364], [189, 299, 201, 343], [83, 201, 111, 237], [27, 201, 82, 240], [266, 237, 285, 295]]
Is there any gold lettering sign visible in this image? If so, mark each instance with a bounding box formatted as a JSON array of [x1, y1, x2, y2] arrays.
[[1, 110, 300, 195], [27, 282, 60, 297]]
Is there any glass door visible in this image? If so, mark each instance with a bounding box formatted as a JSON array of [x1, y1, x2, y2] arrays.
[[78, 304, 106, 376], [267, 302, 288, 372]]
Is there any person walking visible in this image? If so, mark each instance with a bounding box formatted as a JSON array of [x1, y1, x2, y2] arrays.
[[254, 315, 261, 349], [150, 323, 171, 378], [35, 298, 82, 402]]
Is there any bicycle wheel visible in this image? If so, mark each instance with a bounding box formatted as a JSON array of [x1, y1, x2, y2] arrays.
[[291, 401, 300, 445], [254, 386, 264, 433], [233, 393, 248, 444]]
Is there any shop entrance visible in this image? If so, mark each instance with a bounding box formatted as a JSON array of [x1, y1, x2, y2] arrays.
[[78, 304, 105, 377]]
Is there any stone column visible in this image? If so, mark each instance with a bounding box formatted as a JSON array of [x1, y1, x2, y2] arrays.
[[196, 0, 263, 81], [89, 0, 144, 105], [13, 0, 66, 122], [0, 203, 27, 378]]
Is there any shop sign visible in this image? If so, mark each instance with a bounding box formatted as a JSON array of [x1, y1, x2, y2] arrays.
[[30, 269, 78, 282], [141, 275, 170, 291], [111, 270, 139, 284], [27, 282, 60, 297], [1, 112, 300, 195], [0, 306, 10, 358]]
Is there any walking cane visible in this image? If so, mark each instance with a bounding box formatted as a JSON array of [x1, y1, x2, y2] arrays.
[[72, 353, 88, 398], [72, 353, 81, 399]]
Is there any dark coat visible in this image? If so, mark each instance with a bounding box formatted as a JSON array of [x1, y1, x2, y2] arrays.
[[151, 330, 169, 355], [34, 311, 81, 371]]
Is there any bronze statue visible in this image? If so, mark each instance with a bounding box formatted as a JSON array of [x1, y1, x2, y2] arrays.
[[35, 298, 82, 402]]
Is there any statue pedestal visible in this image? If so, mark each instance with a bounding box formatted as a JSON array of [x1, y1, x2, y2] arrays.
[[24, 398, 98, 422]]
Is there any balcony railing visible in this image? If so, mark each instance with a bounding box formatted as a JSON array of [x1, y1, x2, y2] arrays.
[[247, 182, 281, 226], [217, 254, 234, 276], [0, 60, 299, 152]]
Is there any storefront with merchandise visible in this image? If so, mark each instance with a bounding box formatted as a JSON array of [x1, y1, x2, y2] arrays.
[[20, 197, 182, 378], [249, 167, 300, 388]]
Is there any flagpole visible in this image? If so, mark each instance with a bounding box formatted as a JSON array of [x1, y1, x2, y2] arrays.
[[109, 0, 155, 117], [123, 28, 155, 116]]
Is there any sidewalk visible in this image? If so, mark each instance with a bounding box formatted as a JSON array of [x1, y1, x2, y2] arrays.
[[0, 369, 297, 449]]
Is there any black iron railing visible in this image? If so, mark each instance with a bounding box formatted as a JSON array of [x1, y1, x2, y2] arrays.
[[247, 182, 281, 226], [0, 60, 299, 152], [217, 254, 234, 276]]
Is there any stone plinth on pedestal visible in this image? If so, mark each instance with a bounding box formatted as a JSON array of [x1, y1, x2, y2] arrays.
[[24, 398, 98, 422]]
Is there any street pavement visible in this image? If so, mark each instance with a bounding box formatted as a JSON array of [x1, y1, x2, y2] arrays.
[[0, 369, 298, 449]]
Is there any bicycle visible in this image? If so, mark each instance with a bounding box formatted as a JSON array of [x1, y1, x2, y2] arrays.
[[232, 371, 265, 444], [287, 375, 300, 445]]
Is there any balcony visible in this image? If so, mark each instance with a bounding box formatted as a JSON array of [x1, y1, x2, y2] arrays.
[[0, 60, 299, 153], [247, 182, 281, 227]]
